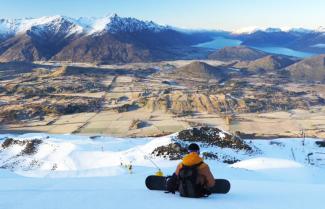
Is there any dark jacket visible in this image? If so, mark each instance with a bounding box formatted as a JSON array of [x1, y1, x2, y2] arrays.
[[175, 152, 215, 188]]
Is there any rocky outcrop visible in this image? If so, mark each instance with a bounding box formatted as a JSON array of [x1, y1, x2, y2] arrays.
[[152, 143, 188, 160], [112, 103, 139, 113], [176, 127, 252, 151], [1, 138, 42, 155], [151, 127, 254, 162], [129, 119, 147, 130], [0, 138, 44, 170], [316, 141, 325, 147]]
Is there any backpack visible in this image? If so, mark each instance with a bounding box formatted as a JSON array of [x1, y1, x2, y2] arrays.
[[178, 162, 208, 198]]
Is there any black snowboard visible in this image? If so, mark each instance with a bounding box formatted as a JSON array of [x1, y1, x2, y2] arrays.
[[145, 175, 231, 194]]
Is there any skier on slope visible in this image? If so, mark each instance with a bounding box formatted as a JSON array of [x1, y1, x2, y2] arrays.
[[167, 143, 215, 197]]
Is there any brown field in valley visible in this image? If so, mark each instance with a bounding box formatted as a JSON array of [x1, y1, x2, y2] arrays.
[[1, 59, 325, 139]]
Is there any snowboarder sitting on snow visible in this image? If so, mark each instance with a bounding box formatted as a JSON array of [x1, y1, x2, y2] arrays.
[[166, 143, 215, 197]]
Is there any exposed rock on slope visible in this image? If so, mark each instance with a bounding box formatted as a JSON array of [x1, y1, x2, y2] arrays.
[[129, 119, 148, 130], [2, 138, 43, 155], [151, 127, 253, 161], [0, 137, 44, 170], [176, 127, 252, 151], [152, 143, 188, 160], [208, 46, 267, 61]]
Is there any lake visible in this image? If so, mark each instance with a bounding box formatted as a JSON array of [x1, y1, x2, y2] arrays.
[[195, 36, 316, 58], [252, 46, 315, 58], [194, 36, 242, 49]]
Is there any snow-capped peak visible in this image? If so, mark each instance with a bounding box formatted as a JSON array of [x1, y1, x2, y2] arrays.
[[286, 27, 315, 33], [90, 15, 113, 33], [99, 13, 167, 34], [232, 26, 284, 34], [264, 27, 282, 33], [19, 15, 84, 36], [75, 14, 114, 34], [0, 18, 20, 35], [232, 26, 325, 35], [0, 15, 84, 37], [232, 26, 264, 34], [316, 26, 325, 32], [0, 14, 168, 37], [76, 13, 168, 34]]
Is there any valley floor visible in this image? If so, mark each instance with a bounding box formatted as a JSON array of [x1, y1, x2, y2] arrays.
[[1, 60, 325, 139], [2, 106, 325, 139]]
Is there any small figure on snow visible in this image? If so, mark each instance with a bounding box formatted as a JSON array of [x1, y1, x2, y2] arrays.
[[167, 143, 215, 197]]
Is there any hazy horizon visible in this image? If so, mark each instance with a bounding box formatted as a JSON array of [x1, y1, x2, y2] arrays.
[[0, 0, 324, 31]]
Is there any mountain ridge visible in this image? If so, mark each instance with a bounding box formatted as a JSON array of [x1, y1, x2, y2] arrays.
[[0, 14, 213, 63], [1, 14, 325, 63], [2, 15, 325, 36], [0, 14, 169, 37]]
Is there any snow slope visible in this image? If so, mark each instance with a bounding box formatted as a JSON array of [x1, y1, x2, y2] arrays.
[[231, 157, 303, 170], [0, 133, 325, 209]]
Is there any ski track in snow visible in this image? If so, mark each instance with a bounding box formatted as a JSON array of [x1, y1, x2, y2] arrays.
[[0, 133, 325, 209]]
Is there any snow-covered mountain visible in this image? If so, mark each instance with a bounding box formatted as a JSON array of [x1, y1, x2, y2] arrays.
[[232, 26, 282, 35], [0, 15, 82, 38], [0, 14, 213, 63], [0, 15, 89, 62], [2, 13, 325, 63], [86, 14, 167, 34], [2, 14, 325, 39], [230, 26, 325, 54], [232, 26, 325, 35], [0, 13, 168, 37]]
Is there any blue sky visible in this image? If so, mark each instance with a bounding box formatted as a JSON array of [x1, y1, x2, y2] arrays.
[[0, 0, 324, 30]]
